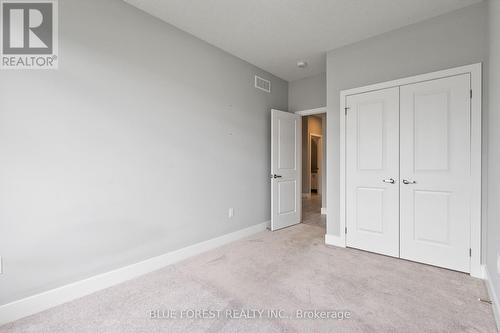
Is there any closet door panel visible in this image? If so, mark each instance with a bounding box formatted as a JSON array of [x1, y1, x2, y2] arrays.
[[400, 74, 471, 273], [345, 87, 400, 257]]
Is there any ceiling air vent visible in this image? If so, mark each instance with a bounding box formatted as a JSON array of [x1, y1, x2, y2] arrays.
[[255, 75, 271, 93]]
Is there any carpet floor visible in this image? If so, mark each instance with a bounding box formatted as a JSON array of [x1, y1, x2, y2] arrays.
[[0, 196, 497, 332]]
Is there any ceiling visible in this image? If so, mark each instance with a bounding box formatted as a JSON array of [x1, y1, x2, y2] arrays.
[[124, 0, 482, 82]]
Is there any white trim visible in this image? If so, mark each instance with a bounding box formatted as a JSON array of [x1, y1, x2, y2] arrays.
[[469, 64, 483, 279], [321, 208, 327, 215], [0, 221, 269, 326], [484, 265, 500, 331], [340, 63, 480, 96], [295, 107, 326, 116], [339, 63, 482, 277], [325, 234, 346, 248], [338, 77, 348, 249]]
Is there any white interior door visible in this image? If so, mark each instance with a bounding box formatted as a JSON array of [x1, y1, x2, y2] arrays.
[[271, 109, 301, 231], [345, 87, 400, 257], [400, 74, 472, 273]]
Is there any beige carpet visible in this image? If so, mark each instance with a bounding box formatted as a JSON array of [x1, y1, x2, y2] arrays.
[[0, 197, 497, 332]]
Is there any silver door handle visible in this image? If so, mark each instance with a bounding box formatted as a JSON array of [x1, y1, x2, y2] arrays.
[[402, 179, 416, 184], [382, 178, 395, 184], [270, 174, 282, 179]]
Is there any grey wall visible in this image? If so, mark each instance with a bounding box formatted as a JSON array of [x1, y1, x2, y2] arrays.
[[288, 72, 326, 112], [290, 73, 327, 208], [0, 0, 287, 305], [326, 3, 488, 238], [487, 0, 500, 316]]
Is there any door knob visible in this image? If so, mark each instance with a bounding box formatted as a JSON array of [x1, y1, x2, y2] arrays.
[[270, 174, 282, 179], [402, 179, 416, 184], [382, 178, 395, 184]]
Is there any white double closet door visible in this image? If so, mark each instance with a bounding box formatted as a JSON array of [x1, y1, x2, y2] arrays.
[[346, 74, 472, 273]]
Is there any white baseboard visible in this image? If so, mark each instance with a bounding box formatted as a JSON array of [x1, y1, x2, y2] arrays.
[[0, 221, 269, 326], [325, 234, 345, 248], [321, 208, 327, 215], [484, 265, 500, 332]]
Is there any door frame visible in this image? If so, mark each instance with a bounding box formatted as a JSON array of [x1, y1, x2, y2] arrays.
[[295, 107, 327, 117], [338, 63, 482, 278]]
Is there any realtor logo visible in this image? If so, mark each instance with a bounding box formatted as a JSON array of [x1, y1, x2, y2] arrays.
[[1, 0, 58, 69]]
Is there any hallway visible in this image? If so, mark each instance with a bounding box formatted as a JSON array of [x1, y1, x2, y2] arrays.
[[302, 194, 325, 229]]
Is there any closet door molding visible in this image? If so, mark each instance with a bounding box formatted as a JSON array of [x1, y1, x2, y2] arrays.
[[338, 63, 482, 278]]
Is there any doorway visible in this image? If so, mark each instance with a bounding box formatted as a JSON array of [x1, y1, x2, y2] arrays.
[[300, 113, 326, 229], [310, 135, 322, 194], [269, 109, 327, 231]]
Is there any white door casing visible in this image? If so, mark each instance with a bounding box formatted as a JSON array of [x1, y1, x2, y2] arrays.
[[271, 109, 301, 231], [345, 87, 400, 257], [400, 74, 472, 273]]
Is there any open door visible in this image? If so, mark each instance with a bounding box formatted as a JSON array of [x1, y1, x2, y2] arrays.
[[271, 109, 301, 231]]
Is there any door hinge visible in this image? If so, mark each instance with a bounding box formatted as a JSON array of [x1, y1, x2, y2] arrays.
[[470, 89, 472, 99], [344, 107, 350, 115], [469, 248, 472, 257], [345, 227, 348, 234]]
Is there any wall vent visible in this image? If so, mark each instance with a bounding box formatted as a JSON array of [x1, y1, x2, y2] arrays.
[[255, 75, 271, 93]]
